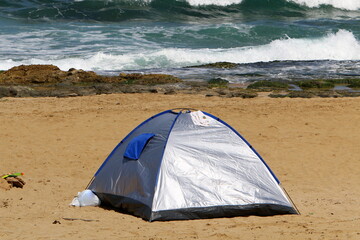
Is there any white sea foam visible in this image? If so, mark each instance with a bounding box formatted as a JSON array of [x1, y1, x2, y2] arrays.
[[74, 0, 360, 10], [186, 0, 244, 6], [186, 0, 360, 10], [1, 30, 360, 71], [290, 0, 360, 10], [179, 0, 360, 10]]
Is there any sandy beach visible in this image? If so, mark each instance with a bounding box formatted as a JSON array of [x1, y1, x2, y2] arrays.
[[1, 93, 360, 239]]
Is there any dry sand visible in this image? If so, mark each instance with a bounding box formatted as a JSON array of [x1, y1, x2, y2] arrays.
[[1, 93, 360, 239]]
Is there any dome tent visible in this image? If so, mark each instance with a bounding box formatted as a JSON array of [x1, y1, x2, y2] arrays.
[[87, 109, 298, 221]]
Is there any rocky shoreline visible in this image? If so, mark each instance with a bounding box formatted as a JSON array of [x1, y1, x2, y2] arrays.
[[1, 64, 360, 98]]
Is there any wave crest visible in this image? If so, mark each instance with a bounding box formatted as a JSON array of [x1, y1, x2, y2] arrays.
[[1, 0, 358, 22], [290, 0, 360, 11], [3, 30, 359, 71]]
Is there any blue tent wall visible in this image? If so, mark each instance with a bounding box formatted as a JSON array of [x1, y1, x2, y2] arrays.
[[88, 110, 178, 220]]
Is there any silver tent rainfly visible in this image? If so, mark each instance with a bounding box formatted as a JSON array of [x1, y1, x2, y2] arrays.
[[87, 108, 299, 221]]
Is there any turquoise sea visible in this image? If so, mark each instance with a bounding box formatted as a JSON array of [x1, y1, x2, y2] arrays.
[[1, 0, 360, 82]]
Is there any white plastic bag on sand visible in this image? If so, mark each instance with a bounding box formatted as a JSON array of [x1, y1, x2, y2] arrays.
[[70, 190, 100, 207]]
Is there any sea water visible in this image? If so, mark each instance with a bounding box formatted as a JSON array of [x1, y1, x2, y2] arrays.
[[1, 0, 360, 82]]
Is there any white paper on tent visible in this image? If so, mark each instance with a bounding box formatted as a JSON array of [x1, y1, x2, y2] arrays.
[[70, 190, 101, 207], [190, 111, 213, 126]]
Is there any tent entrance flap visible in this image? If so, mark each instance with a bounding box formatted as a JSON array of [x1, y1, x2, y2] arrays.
[[124, 133, 155, 160]]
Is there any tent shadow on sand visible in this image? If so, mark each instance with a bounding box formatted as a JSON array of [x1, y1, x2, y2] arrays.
[[86, 108, 299, 222]]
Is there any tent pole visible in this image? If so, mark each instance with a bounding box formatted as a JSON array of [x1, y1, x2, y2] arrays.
[[85, 176, 95, 189], [280, 184, 301, 215]]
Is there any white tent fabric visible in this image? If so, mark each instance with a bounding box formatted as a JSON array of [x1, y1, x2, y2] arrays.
[[87, 109, 297, 221], [153, 111, 291, 211]]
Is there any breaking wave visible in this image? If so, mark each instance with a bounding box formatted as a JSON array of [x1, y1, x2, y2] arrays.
[[2, 30, 359, 71], [289, 0, 360, 11], [1, 0, 359, 22]]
